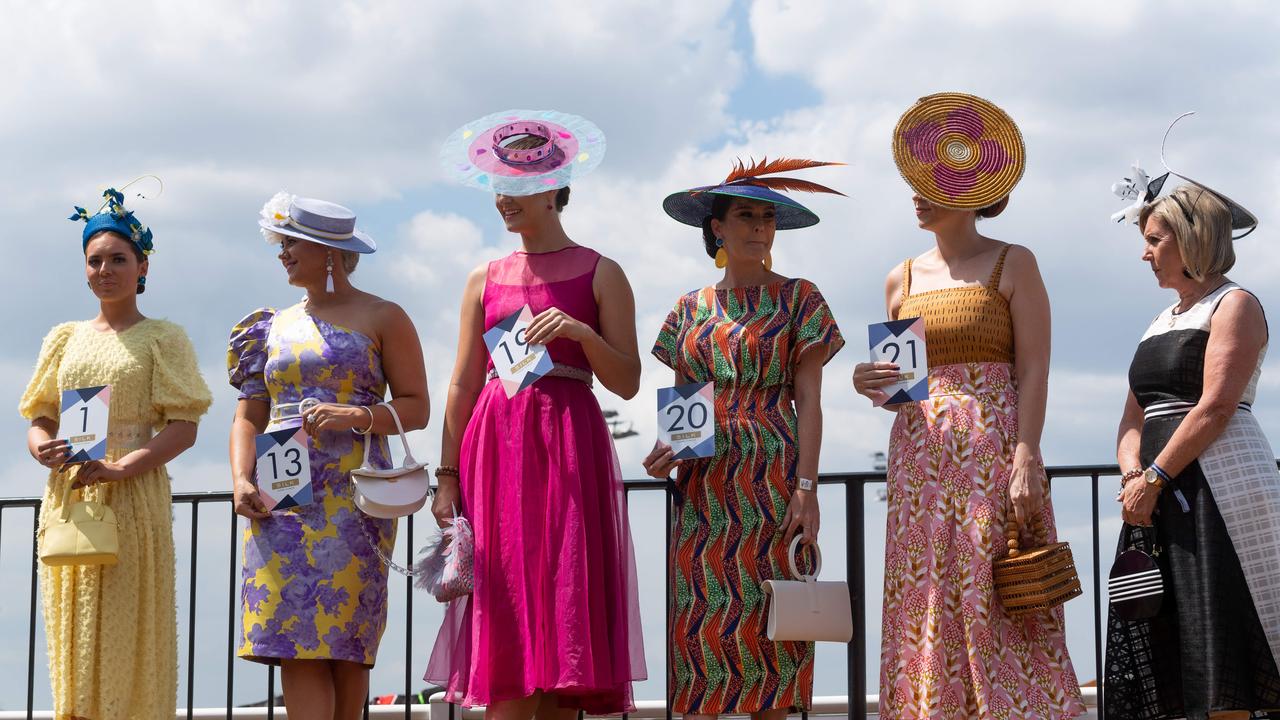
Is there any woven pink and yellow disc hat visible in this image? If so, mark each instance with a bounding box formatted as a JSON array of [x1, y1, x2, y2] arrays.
[[892, 92, 1025, 210]]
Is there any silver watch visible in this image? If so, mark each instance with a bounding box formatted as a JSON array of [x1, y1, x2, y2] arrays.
[[797, 477, 816, 492]]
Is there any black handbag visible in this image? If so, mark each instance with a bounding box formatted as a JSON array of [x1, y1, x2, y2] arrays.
[[1108, 524, 1165, 621]]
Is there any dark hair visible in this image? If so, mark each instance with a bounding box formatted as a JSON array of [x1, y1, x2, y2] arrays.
[[85, 229, 147, 294], [503, 134, 571, 212], [699, 194, 735, 258], [555, 186, 570, 212], [976, 196, 1009, 219]]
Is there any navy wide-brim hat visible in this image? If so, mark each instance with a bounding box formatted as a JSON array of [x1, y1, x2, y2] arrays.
[[662, 184, 821, 230], [259, 196, 376, 253]]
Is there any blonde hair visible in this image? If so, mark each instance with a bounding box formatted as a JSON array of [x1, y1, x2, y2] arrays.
[[264, 230, 359, 274], [1139, 184, 1234, 280]]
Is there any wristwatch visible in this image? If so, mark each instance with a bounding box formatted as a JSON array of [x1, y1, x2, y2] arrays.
[[797, 477, 816, 492], [1142, 467, 1166, 490]]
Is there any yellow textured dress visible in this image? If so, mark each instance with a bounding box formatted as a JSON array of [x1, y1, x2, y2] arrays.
[[19, 319, 212, 720]]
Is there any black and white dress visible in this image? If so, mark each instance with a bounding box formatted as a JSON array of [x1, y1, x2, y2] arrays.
[[1105, 281, 1280, 720]]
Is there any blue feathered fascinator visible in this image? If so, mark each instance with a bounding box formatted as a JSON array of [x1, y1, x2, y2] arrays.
[[69, 177, 162, 254]]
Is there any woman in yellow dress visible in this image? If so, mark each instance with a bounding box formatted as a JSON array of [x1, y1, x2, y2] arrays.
[[20, 188, 212, 719]]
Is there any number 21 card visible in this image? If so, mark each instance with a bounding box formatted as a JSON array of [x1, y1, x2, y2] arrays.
[[868, 318, 929, 406], [657, 382, 716, 459], [484, 305, 554, 398], [60, 385, 111, 463], [254, 427, 313, 511]]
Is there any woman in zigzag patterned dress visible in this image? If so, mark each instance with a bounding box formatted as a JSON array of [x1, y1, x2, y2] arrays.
[[855, 94, 1083, 719], [645, 158, 845, 717]]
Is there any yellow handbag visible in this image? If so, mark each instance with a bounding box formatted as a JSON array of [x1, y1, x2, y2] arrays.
[[39, 481, 118, 567]]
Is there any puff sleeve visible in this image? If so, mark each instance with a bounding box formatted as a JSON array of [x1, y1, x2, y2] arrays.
[[651, 295, 687, 370], [227, 309, 274, 403], [150, 322, 213, 426], [19, 322, 77, 421], [790, 280, 845, 367]]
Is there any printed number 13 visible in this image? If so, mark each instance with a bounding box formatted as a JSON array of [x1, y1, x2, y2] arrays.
[[267, 447, 303, 479], [880, 339, 917, 366]]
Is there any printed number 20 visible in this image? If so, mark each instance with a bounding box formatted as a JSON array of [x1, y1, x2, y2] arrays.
[[666, 400, 709, 432]]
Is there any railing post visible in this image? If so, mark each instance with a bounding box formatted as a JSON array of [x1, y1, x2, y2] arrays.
[[227, 504, 237, 720], [28, 506, 39, 719], [187, 501, 200, 720], [665, 480, 674, 720], [406, 513, 415, 719], [848, 479, 867, 720], [1093, 472, 1104, 717]]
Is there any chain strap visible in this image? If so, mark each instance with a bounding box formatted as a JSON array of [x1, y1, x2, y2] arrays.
[[358, 512, 425, 577]]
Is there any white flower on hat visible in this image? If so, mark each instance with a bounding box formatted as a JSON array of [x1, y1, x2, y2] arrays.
[[260, 191, 295, 243], [1110, 162, 1150, 225]]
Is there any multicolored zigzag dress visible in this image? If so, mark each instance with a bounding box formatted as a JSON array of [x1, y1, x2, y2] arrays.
[[653, 278, 844, 714]]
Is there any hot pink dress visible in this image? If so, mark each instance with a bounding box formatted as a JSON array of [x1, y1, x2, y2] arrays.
[[426, 245, 646, 713]]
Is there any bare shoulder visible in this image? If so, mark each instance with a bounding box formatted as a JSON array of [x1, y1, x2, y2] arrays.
[[1002, 243, 1039, 270], [1216, 285, 1266, 324], [365, 295, 415, 332]]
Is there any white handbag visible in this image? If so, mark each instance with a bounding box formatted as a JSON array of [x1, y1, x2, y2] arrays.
[[761, 536, 854, 643], [350, 402, 431, 519]]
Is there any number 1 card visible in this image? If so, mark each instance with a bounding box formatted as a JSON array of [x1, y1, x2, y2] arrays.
[[60, 385, 111, 463], [657, 382, 716, 459], [868, 318, 929, 406], [254, 427, 313, 511], [484, 305, 554, 398]]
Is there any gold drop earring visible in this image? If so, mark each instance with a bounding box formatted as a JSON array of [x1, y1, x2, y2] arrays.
[[714, 238, 728, 269], [763, 252, 773, 272]]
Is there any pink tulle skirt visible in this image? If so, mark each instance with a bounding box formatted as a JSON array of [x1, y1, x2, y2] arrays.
[[425, 376, 646, 713]]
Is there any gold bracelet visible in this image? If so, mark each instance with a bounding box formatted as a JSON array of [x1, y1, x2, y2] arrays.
[[353, 405, 375, 436]]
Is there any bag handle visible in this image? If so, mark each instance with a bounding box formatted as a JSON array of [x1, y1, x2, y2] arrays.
[[357, 401, 419, 470], [58, 479, 77, 522], [787, 535, 823, 581], [1005, 511, 1050, 558]]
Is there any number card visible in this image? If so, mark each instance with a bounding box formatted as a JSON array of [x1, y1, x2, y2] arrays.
[[254, 427, 313, 511], [484, 305, 554, 398], [657, 382, 716, 459], [868, 317, 930, 406], [60, 385, 111, 463]]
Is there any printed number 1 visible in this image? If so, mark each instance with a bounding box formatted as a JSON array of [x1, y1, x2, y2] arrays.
[[497, 328, 531, 365], [79, 406, 89, 433]]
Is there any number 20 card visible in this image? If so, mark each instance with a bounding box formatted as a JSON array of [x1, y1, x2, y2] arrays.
[[657, 382, 716, 459], [868, 318, 930, 406]]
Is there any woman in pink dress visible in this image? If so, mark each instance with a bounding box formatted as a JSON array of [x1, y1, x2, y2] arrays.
[[426, 110, 646, 718]]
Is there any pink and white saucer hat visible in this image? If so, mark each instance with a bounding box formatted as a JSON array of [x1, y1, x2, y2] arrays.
[[440, 109, 606, 196]]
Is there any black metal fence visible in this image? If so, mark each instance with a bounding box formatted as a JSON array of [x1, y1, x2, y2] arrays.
[[0, 464, 1124, 718]]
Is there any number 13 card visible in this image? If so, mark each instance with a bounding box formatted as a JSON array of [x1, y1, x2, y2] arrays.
[[868, 318, 929, 406], [657, 382, 716, 459], [254, 427, 313, 511]]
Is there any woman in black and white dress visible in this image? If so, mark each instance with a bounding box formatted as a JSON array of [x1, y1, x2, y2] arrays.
[[1106, 182, 1280, 720]]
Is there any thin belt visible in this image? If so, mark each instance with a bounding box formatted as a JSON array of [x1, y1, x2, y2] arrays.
[[487, 363, 593, 387], [270, 398, 321, 423], [107, 423, 153, 452], [1144, 399, 1251, 421]]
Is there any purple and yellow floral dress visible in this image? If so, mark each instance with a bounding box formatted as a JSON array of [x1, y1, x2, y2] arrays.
[[227, 303, 395, 667]]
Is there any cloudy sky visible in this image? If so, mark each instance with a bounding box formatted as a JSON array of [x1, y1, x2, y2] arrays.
[[2, 0, 1279, 710]]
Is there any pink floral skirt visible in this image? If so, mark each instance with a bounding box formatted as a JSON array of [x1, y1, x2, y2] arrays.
[[880, 362, 1085, 719]]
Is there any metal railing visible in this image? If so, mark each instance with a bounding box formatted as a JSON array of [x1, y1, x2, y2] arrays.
[[0, 465, 1125, 718]]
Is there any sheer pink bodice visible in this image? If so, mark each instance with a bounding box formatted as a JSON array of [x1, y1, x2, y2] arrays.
[[483, 245, 601, 373]]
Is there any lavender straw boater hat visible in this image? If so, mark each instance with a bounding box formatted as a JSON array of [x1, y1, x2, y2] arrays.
[[258, 192, 376, 253]]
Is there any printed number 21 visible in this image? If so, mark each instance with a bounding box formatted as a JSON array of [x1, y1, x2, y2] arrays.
[[880, 339, 918, 366]]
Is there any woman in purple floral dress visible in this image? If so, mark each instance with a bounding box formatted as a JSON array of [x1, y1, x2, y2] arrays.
[[227, 194, 428, 718]]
